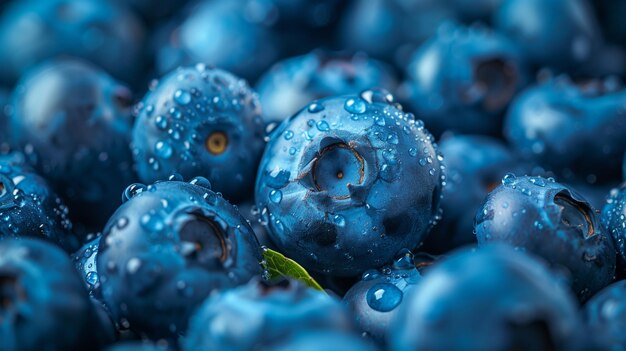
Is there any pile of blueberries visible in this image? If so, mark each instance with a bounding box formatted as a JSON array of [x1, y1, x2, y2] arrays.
[[2, 0, 626, 350]]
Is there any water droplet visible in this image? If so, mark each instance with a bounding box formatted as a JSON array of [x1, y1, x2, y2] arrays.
[[392, 249, 415, 270], [332, 214, 345, 227], [502, 173, 516, 187], [362, 269, 380, 281], [174, 89, 191, 105], [140, 213, 164, 232], [408, 148, 417, 157], [288, 147, 296, 155], [155, 141, 173, 159], [529, 177, 546, 187], [283, 130, 294, 140], [316, 120, 330, 132], [122, 183, 146, 202], [269, 189, 283, 204], [366, 283, 403, 312], [86, 272, 98, 286], [344, 98, 367, 114], [189, 176, 211, 189], [155, 115, 168, 130], [308, 102, 325, 113]]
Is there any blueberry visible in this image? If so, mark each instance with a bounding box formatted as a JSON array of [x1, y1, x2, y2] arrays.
[[10, 59, 136, 228], [97, 179, 262, 341], [583, 280, 626, 350], [475, 174, 616, 300], [401, 22, 528, 136], [132, 65, 265, 202], [72, 235, 101, 297], [422, 135, 522, 253], [0, 238, 102, 350], [255, 90, 444, 276], [338, 0, 456, 66], [256, 50, 398, 123], [270, 331, 379, 351], [601, 184, 626, 265], [494, 0, 602, 72], [504, 76, 626, 184], [0, 0, 145, 85], [0, 152, 78, 252], [182, 277, 355, 351], [389, 245, 584, 351], [154, 1, 281, 81], [343, 249, 422, 345]]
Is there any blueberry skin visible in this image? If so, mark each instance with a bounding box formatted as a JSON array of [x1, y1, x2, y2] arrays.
[[422, 135, 521, 253], [10, 59, 136, 228], [584, 280, 626, 350], [0, 152, 78, 252], [182, 278, 355, 351], [0, 0, 145, 85], [401, 23, 527, 137], [98, 179, 263, 341], [132, 65, 265, 203], [601, 184, 626, 264], [390, 245, 584, 351], [155, 1, 280, 82], [0, 238, 101, 351], [270, 331, 379, 351], [256, 51, 397, 123], [494, 0, 602, 71], [475, 175, 616, 300], [343, 249, 422, 345], [255, 90, 444, 276], [504, 77, 626, 183], [338, 0, 456, 67], [72, 236, 101, 297]]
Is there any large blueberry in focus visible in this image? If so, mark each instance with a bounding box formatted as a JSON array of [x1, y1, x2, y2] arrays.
[[0, 0, 145, 85], [183, 278, 355, 351], [401, 23, 527, 136], [256, 50, 398, 123], [602, 184, 626, 265], [584, 280, 626, 350], [10, 59, 136, 228], [422, 135, 521, 254], [0, 238, 102, 351], [494, 0, 602, 72], [475, 175, 616, 300], [132, 65, 265, 202], [338, 0, 456, 66], [343, 249, 422, 345], [505, 76, 626, 184], [0, 152, 78, 252], [98, 178, 262, 341], [389, 245, 584, 351], [155, 1, 280, 81], [255, 90, 444, 276]]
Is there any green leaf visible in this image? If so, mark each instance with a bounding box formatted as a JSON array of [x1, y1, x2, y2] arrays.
[[262, 248, 325, 292]]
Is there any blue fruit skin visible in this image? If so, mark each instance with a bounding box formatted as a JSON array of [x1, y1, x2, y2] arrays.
[[505, 77, 626, 184], [183, 277, 355, 351], [72, 236, 101, 297], [401, 23, 528, 137], [132, 65, 265, 203], [422, 135, 522, 253], [475, 175, 616, 300], [389, 245, 585, 351], [0, 238, 101, 351], [10, 59, 136, 228], [97, 179, 262, 341], [0, 152, 78, 252], [584, 280, 626, 350], [601, 184, 626, 265], [256, 50, 398, 123], [270, 331, 379, 351], [343, 249, 422, 345], [338, 0, 456, 67], [0, 0, 145, 85], [155, 1, 280, 82], [255, 90, 444, 276], [494, 0, 602, 72]]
